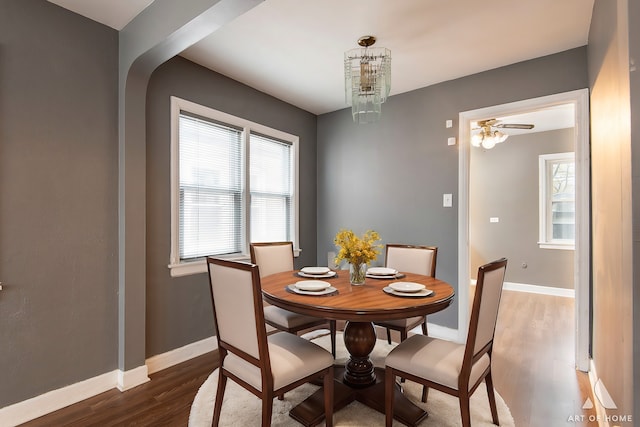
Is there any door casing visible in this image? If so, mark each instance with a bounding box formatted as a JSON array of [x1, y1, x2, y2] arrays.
[[457, 88, 590, 371]]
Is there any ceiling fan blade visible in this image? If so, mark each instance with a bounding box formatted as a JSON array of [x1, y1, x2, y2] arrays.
[[495, 123, 535, 130]]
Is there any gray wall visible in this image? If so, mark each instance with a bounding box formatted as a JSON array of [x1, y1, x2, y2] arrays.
[[0, 0, 119, 407], [317, 48, 588, 329], [470, 129, 575, 289], [145, 57, 319, 356]]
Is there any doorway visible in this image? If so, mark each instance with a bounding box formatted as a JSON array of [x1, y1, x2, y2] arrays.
[[457, 89, 590, 371]]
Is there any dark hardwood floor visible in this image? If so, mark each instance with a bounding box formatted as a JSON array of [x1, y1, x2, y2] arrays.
[[21, 290, 596, 426], [20, 351, 219, 427]]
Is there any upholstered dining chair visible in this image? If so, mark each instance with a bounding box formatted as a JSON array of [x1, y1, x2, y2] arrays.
[[384, 258, 508, 427], [250, 242, 337, 357], [207, 257, 334, 427], [374, 244, 438, 344]]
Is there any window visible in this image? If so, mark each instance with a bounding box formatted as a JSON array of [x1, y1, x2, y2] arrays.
[[250, 133, 294, 243], [539, 152, 575, 250], [169, 97, 299, 276]]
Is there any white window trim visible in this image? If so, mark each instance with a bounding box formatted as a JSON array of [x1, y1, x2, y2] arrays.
[[168, 96, 300, 277], [538, 152, 575, 250]]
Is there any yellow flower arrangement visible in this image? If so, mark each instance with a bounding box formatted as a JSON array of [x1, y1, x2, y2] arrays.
[[334, 229, 382, 284]]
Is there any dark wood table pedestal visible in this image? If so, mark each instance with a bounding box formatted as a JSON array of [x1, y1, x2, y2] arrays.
[[342, 321, 377, 386], [290, 320, 428, 427], [290, 366, 428, 427]]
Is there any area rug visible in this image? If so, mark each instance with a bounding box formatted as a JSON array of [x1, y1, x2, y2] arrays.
[[189, 333, 514, 426]]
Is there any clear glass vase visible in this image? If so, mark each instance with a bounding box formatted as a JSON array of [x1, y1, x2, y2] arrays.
[[349, 262, 367, 285]]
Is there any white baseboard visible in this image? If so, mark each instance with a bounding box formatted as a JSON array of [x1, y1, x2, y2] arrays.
[[146, 336, 218, 375], [117, 365, 150, 391], [0, 336, 218, 426], [471, 279, 575, 298], [589, 359, 609, 427], [426, 322, 460, 342], [586, 359, 634, 427], [0, 370, 118, 427], [410, 323, 461, 343], [503, 281, 575, 298]]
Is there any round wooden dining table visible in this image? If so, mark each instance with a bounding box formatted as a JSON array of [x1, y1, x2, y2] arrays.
[[261, 269, 455, 427]]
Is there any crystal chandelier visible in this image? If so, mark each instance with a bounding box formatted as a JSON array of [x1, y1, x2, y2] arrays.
[[344, 36, 391, 124]]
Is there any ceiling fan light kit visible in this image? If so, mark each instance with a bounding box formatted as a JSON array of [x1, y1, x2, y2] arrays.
[[471, 119, 534, 149], [344, 35, 391, 124]]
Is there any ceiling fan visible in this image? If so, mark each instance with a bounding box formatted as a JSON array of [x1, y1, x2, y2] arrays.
[[471, 118, 535, 149]]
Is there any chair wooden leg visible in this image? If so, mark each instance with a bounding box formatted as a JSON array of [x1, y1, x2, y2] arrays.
[[212, 371, 227, 427], [398, 329, 409, 383], [459, 393, 471, 427], [421, 385, 429, 403], [485, 372, 500, 425], [329, 320, 337, 358], [324, 367, 334, 427], [385, 368, 395, 427], [421, 317, 429, 336], [261, 391, 273, 427], [386, 327, 392, 344]]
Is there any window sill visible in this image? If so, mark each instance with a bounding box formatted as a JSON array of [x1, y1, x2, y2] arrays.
[[538, 242, 575, 251], [168, 248, 301, 277]]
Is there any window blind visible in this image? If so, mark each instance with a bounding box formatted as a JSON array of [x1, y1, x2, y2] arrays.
[[179, 114, 243, 259], [249, 133, 293, 243]]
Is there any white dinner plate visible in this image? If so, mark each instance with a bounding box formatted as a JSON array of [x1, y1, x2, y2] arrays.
[[298, 271, 337, 278], [367, 267, 398, 276], [287, 284, 337, 296], [294, 280, 331, 291], [383, 286, 434, 298], [389, 281, 426, 293], [366, 273, 402, 280], [300, 266, 331, 275]]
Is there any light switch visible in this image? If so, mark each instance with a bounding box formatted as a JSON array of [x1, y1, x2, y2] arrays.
[[445, 119, 453, 128], [490, 217, 499, 223], [447, 137, 456, 146], [443, 193, 453, 207]]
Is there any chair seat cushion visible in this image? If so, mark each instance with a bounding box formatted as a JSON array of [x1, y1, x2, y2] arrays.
[[264, 305, 322, 329], [376, 316, 424, 328], [224, 332, 334, 391], [385, 334, 490, 391]]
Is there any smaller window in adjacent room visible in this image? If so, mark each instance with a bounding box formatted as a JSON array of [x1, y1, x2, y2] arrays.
[[539, 152, 575, 250], [169, 97, 299, 277]]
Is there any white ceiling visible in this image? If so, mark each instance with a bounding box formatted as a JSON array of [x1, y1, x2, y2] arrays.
[[48, 0, 154, 31], [48, 0, 594, 118]]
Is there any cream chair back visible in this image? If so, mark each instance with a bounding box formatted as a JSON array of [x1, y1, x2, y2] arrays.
[[385, 244, 437, 277], [467, 258, 508, 356], [207, 258, 264, 360], [250, 242, 294, 278]]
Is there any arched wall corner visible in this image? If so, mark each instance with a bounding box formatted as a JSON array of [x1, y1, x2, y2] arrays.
[[116, 0, 264, 388]]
